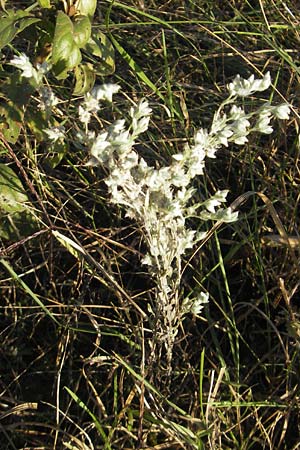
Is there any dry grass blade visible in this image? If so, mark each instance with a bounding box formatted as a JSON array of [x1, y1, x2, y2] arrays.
[[1, 0, 300, 449]]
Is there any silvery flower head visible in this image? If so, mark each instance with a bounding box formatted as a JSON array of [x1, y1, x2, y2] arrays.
[[10, 53, 46, 86], [91, 84, 120, 102], [228, 72, 271, 97], [182, 292, 209, 316], [44, 126, 65, 142]]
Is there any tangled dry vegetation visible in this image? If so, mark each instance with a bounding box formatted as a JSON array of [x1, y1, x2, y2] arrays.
[[1, 1, 300, 449]]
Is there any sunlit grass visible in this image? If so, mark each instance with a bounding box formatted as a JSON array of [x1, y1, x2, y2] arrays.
[[0, 1, 299, 449]]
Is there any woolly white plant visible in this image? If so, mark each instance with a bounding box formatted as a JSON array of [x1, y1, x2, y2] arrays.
[[10, 55, 291, 367], [82, 72, 290, 367]]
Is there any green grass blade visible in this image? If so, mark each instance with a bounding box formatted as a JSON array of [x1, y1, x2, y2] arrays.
[[65, 386, 111, 448], [0, 258, 59, 325], [108, 33, 165, 101]]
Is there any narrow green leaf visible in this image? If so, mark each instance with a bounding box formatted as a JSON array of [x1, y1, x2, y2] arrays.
[[113, 352, 188, 416], [109, 34, 163, 101], [0, 258, 59, 324], [65, 387, 110, 446], [52, 230, 86, 262], [199, 347, 205, 419]]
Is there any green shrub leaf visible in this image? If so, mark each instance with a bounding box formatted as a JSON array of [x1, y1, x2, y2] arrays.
[[0, 103, 23, 144], [73, 15, 92, 48], [51, 11, 82, 79], [73, 63, 96, 95], [84, 31, 115, 75], [37, 0, 51, 7], [0, 164, 37, 240], [46, 140, 69, 169], [75, 0, 97, 20], [0, 10, 40, 50]]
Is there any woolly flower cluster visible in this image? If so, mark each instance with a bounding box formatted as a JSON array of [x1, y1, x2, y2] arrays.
[[9, 53, 291, 355], [85, 72, 290, 329], [82, 73, 290, 333], [10, 53, 48, 85], [10, 53, 59, 115], [79, 84, 120, 125]]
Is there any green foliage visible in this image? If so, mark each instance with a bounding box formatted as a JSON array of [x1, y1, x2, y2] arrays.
[[65, 386, 111, 446], [0, 1, 114, 88], [0, 1, 299, 449], [84, 31, 115, 76], [0, 72, 34, 143], [73, 63, 95, 95], [75, 0, 97, 20], [0, 100, 23, 143], [73, 14, 91, 47], [0, 164, 37, 240], [0, 9, 40, 50], [0, 0, 115, 165], [46, 137, 69, 168], [37, 0, 51, 8], [49, 4, 114, 83], [51, 11, 82, 79]]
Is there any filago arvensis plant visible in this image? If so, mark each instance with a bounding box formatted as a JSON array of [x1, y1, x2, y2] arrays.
[[10, 54, 291, 370]]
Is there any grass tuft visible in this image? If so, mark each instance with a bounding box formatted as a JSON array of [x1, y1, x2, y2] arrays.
[[1, 1, 300, 449]]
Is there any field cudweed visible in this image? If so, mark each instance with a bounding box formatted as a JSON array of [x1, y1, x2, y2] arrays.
[[9, 55, 291, 371]]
